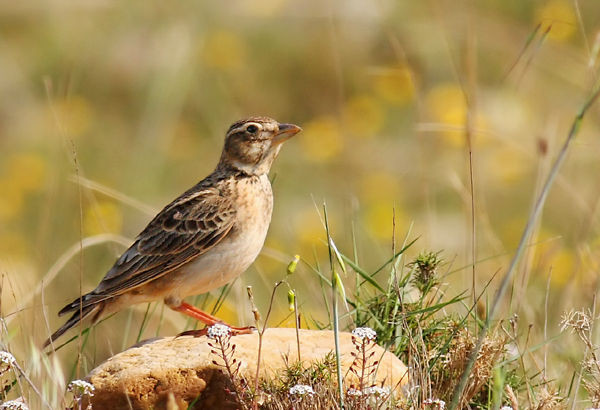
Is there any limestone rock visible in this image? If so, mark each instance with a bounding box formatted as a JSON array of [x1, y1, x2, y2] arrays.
[[87, 328, 408, 409]]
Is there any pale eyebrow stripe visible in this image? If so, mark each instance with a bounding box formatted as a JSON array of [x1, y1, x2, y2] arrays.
[[228, 122, 263, 136]]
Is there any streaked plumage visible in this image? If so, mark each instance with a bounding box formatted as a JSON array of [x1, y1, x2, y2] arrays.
[[45, 117, 301, 348]]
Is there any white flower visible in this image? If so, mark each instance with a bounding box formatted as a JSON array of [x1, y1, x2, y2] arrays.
[[363, 386, 390, 397], [0, 398, 28, 410], [424, 398, 446, 409], [0, 351, 16, 367], [207, 323, 232, 339], [289, 384, 314, 396], [68, 379, 95, 397], [352, 327, 377, 341], [500, 407, 513, 410], [346, 387, 363, 396]]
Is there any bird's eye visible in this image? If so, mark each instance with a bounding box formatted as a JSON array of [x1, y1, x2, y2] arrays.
[[246, 124, 259, 134]]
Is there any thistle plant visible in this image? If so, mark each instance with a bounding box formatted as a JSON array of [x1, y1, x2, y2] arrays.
[[409, 251, 443, 295]]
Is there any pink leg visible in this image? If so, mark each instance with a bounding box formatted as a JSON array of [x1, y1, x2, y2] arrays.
[[170, 302, 254, 336]]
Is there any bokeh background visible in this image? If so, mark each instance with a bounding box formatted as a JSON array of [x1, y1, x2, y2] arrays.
[[2, 0, 600, 388]]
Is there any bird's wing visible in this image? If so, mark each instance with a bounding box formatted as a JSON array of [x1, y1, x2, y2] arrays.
[[93, 187, 236, 298]]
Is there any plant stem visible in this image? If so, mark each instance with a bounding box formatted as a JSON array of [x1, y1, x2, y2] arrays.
[[324, 204, 344, 408], [218, 336, 245, 409], [294, 295, 301, 362]]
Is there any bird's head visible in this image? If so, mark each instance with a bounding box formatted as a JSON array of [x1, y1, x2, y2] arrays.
[[220, 116, 302, 176]]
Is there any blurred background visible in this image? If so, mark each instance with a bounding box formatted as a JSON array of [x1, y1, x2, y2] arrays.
[[1, 0, 600, 386]]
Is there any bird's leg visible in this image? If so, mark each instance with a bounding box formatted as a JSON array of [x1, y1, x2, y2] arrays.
[[170, 301, 255, 337]]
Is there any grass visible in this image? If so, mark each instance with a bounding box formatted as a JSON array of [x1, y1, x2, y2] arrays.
[[3, 210, 600, 408], [2, 217, 586, 409]]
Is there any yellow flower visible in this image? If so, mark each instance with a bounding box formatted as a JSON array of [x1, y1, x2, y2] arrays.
[[358, 171, 400, 204], [203, 31, 245, 70], [426, 83, 465, 132], [342, 95, 384, 138], [300, 116, 343, 161], [83, 201, 123, 236], [425, 83, 488, 146], [372, 65, 415, 104], [547, 249, 575, 287], [363, 201, 404, 241], [536, 0, 576, 42]]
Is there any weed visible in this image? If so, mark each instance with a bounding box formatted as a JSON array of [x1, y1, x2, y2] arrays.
[[206, 324, 250, 409]]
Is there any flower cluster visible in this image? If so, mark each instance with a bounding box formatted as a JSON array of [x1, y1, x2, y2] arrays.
[[351, 327, 377, 341], [0, 399, 28, 410], [289, 384, 315, 396], [0, 351, 16, 367], [0, 351, 16, 375], [207, 323, 232, 339], [363, 386, 390, 397], [346, 387, 363, 396], [424, 398, 446, 409], [68, 379, 95, 397]]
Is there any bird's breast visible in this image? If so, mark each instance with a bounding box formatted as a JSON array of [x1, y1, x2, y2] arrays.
[[173, 175, 273, 297]]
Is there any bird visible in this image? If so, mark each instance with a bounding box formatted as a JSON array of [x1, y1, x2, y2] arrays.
[[44, 117, 302, 348]]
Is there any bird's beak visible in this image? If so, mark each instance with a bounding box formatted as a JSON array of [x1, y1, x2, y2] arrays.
[[273, 123, 302, 146]]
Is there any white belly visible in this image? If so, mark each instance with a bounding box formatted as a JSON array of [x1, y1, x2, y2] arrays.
[[175, 227, 267, 296]]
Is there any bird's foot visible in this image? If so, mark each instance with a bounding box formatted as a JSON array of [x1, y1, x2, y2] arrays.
[[171, 301, 257, 337]]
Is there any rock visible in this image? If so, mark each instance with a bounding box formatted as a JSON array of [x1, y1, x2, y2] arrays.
[[87, 328, 408, 409]]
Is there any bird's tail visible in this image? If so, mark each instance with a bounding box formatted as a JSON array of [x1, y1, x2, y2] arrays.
[[43, 299, 104, 349]]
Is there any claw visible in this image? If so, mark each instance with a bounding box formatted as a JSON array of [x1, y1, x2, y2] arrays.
[[229, 325, 256, 336]]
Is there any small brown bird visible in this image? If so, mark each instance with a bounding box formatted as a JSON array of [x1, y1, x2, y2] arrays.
[[45, 117, 301, 348]]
